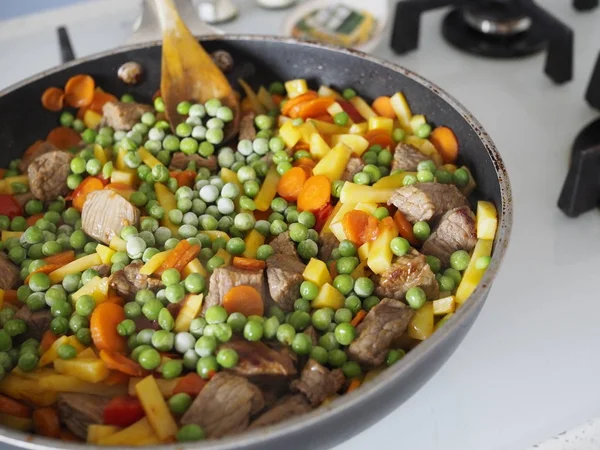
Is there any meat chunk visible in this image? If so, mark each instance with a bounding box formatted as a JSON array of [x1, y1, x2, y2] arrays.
[[169, 152, 217, 171], [239, 111, 256, 141], [90, 264, 111, 278], [250, 395, 312, 429], [373, 254, 439, 301], [204, 266, 266, 313], [422, 206, 477, 266], [290, 359, 345, 406], [391, 143, 430, 172], [304, 325, 319, 346], [110, 261, 163, 300], [102, 101, 152, 131], [82, 190, 140, 245], [388, 182, 469, 223], [28, 151, 73, 202], [19, 141, 62, 172], [266, 253, 305, 312], [318, 232, 338, 262], [341, 157, 364, 182], [269, 231, 298, 259], [58, 393, 109, 440], [181, 372, 264, 438], [348, 298, 414, 367], [13, 307, 51, 341], [0, 253, 20, 290], [219, 340, 297, 379]]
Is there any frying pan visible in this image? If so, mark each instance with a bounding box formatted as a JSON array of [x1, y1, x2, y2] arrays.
[[0, 34, 512, 450]]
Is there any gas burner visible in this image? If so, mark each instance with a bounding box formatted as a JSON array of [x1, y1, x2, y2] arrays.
[[390, 0, 576, 84], [574, 0, 599, 11]]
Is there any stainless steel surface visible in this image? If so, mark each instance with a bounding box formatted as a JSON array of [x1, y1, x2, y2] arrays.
[[463, 8, 532, 36]]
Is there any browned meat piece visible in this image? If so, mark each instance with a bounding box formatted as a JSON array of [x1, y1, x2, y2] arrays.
[[181, 372, 264, 438], [304, 325, 319, 346], [219, 340, 297, 379], [169, 152, 217, 171], [19, 141, 62, 172], [57, 393, 109, 440], [0, 253, 20, 290], [211, 50, 234, 72], [388, 182, 469, 223], [81, 190, 140, 245], [239, 111, 256, 141], [318, 232, 338, 262], [110, 261, 163, 300], [269, 231, 298, 258], [266, 253, 305, 312], [348, 298, 414, 367], [90, 264, 111, 278], [101, 101, 152, 131], [422, 206, 477, 266], [391, 143, 430, 172], [13, 307, 51, 341], [12, 192, 34, 207], [373, 254, 439, 301], [250, 395, 312, 429], [204, 266, 266, 313], [291, 359, 345, 406], [341, 157, 365, 182], [28, 151, 73, 202]]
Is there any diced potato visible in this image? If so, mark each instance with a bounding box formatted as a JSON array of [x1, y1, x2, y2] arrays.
[[220, 167, 242, 189], [455, 239, 493, 304], [310, 133, 331, 160], [1, 231, 23, 241], [111, 170, 137, 186], [434, 312, 454, 331], [155, 182, 179, 234], [476, 201, 498, 240], [135, 376, 178, 441], [77, 348, 97, 359], [96, 244, 116, 265], [182, 259, 209, 278], [390, 92, 412, 130], [279, 120, 302, 148], [93, 144, 108, 165], [298, 121, 318, 145], [115, 148, 136, 174], [0, 374, 57, 407], [340, 183, 396, 204], [348, 122, 368, 135], [330, 221, 347, 242], [303, 258, 332, 287], [83, 109, 103, 129], [54, 358, 110, 383], [284, 79, 308, 99], [71, 276, 110, 304], [40, 336, 85, 367], [109, 236, 127, 252], [202, 230, 231, 241], [409, 114, 426, 134], [309, 119, 349, 135], [254, 165, 280, 211], [88, 425, 121, 444], [97, 418, 159, 446], [349, 96, 376, 120], [0, 413, 33, 432], [320, 202, 344, 235], [407, 301, 434, 340], [312, 283, 345, 310], [238, 79, 266, 114], [137, 147, 161, 168], [358, 242, 370, 262], [48, 253, 102, 284], [215, 248, 232, 266], [38, 374, 128, 397], [404, 135, 443, 166], [243, 229, 265, 259], [350, 260, 367, 279], [330, 134, 369, 156], [373, 172, 417, 189], [128, 377, 180, 399], [317, 85, 344, 100], [257, 86, 277, 111], [174, 294, 203, 333], [368, 117, 394, 134], [312, 143, 352, 182], [432, 296, 456, 315], [354, 202, 378, 215], [367, 222, 398, 274], [139, 250, 172, 275]]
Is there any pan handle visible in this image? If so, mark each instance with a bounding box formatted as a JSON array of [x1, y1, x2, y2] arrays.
[[127, 0, 222, 45]]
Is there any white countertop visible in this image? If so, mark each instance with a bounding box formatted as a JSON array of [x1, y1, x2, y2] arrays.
[[1, 1, 600, 449]]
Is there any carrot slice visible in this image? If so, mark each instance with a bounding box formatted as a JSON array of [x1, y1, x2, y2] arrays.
[[297, 175, 331, 212], [88, 90, 118, 113], [40, 330, 59, 354], [32, 407, 60, 438], [41, 87, 65, 112], [429, 126, 459, 164], [346, 378, 361, 393], [43, 250, 75, 266], [46, 126, 81, 150], [350, 310, 367, 327], [277, 167, 308, 202], [289, 96, 335, 119], [172, 244, 201, 273], [314, 203, 334, 233], [393, 210, 419, 246], [281, 91, 319, 116], [342, 210, 379, 246], [294, 158, 316, 178], [23, 140, 44, 162], [103, 371, 131, 385], [232, 257, 266, 271], [26, 213, 45, 227], [64, 74, 95, 108], [155, 239, 192, 276], [99, 350, 145, 377], [72, 176, 104, 211], [91, 303, 127, 353], [0, 395, 32, 419], [372, 96, 396, 119], [172, 373, 207, 397], [170, 170, 196, 188], [364, 129, 394, 149], [25, 264, 61, 284], [222, 285, 264, 317]]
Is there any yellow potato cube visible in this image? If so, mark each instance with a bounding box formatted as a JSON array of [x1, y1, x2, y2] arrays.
[[128, 377, 180, 399], [348, 122, 368, 135], [358, 242, 370, 262], [312, 283, 345, 310], [71, 276, 110, 304], [390, 92, 412, 130], [409, 114, 426, 134], [54, 358, 110, 383], [355, 202, 378, 215], [83, 109, 103, 129], [0, 413, 33, 432], [174, 294, 204, 333], [137, 147, 161, 168], [109, 236, 127, 252], [367, 223, 398, 274], [349, 96, 376, 120], [340, 183, 396, 204], [303, 258, 332, 287], [373, 172, 417, 188], [330, 134, 369, 156], [404, 135, 443, 166], [49, 253, 102, 284], [155, 182, 179, 234], [96, 244, 116, 265], [88, 425, 121, 444], [368, 116, 394, 134], [309, 119, 349, 135], [455, 239, 493, 304], [135, 376, 178, 441], [432, 296, 456, 315], [312, 142, 352, 182], [476, 201, 498, 240], [407, 301, 434, 340], [299, 121, 318, 145], [182, 258, 209, 278], [97, 418, 158, 446], [254, 165, 280, 211], [279, 120, 302, 148], [330, 221, 347, 242], [139, 250, 172, 275], [310, 133, 331, 160], [284, 79, 308, 98]]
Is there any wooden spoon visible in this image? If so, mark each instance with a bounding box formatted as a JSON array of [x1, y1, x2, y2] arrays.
[[153, 0, 239, 141]]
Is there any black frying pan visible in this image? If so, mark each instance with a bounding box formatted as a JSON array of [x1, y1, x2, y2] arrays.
[[0, 35, 512, 450]]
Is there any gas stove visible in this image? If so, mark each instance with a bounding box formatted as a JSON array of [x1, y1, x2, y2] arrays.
[[1, 1, 600, 450]]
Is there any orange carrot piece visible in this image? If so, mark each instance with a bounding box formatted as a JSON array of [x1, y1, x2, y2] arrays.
[[393, 210, 419, 246], [88, 90, 118, 113], [328, 260, 338, 279], [429, 126, 459, 164], [313, 114, 334, 123], [46, 126, 81, 150], [371, 96, 396, 118], [64, 74, 95, 108], [72, 176, 104, 210], [342, 210, 379, 246], [40, 330, 59, 353], [170, 170, 196, 188], [32, 407, 60, 438], [2, 290, 19, 306], [289, 96, 335, 119], [25, 264, 61, 284], [297, 175, 331, 212], [364, 129, 394, 149], [91, 303, 127, 353], [59, 429, 82, 442], [232, 257, 266, 271], [172, 373, 207, 397], [26, 213, 45, 227], [104, 296, 125, 306], [346, 378, 361, 393], [99, 350, 145, 377], [281, 91, 319, 116], [222, 285, 264, 317], [0, 395, 32, 419], [43, 250, 75, 266], [294, 160, 316, 178], [172, 244, 201, 273], [350, 310, 367, 327], [41, 87, 65, 112], [155, 239, 192, 276], [277, 167, 308, 202], [22, 140, 44, 164], [103, 370, 131, 386]]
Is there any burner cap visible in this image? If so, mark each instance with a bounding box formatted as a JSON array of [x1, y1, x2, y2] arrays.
[[463, 2, 532, 36]]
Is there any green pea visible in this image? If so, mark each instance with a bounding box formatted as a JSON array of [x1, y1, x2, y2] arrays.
[[336, 256, 359, 275], [177, 424, 206, 442], [269, 81, 285, 94], [196, 355, 219, 379], [311, 309, 332, 331], [299, 281, 318, 301], [405, 287, 427, 309], [476, 256, 491, 270], [75, 328, 92, 346], [165, 284, 185, 303], [309, 346, 328, 365], [57, 344, 77, 360], [50, 317, 68, 335], [342, 360, 362, 378], [161, 360, 183, 379], [333, 274, 354, 296], [294, 298, 311, 313], [318, 331, 338, 351], [426, 255, 441, 274], [363, 164, 381, 182], [276, 323, 295, 345], [435, 169, 452, 184], [139, 348, 161, 370], [243, 320, 264, 342], [26, 292, 46, 311], [344, 295, 362, 315], [415, 123, 432, 138], [438, 275, 456, 292], [363, 296, 380, 311], [453, 168, 470, 187], [142, 299, 163, 320], [450, 250, 470, 271], [268, 305, 285, 323], [17, 353, 39, 372], [158, 308, 175, 332], [0, 331, 12, 352], [338, 240, 357, 258], [216, 348, 238, 369], [413, 221, 431, 240], [390, 237, 410, 257], [328, 348, 347, 367], [353, 172, 370, 185], [289, 223, 308, 243], [297, 239, 318, 260], [333, 112, 349, 126], [386, 348, 405, 366], [392, 128, 406, 142], [0, 309, 15, 327], [342, 88, 357, 99], [69, 314, 88, 333], [402, 174, 417, 186], [377, 149, 393, 166], [291, 333, 312, 355], [168, 393, 192, 416]]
